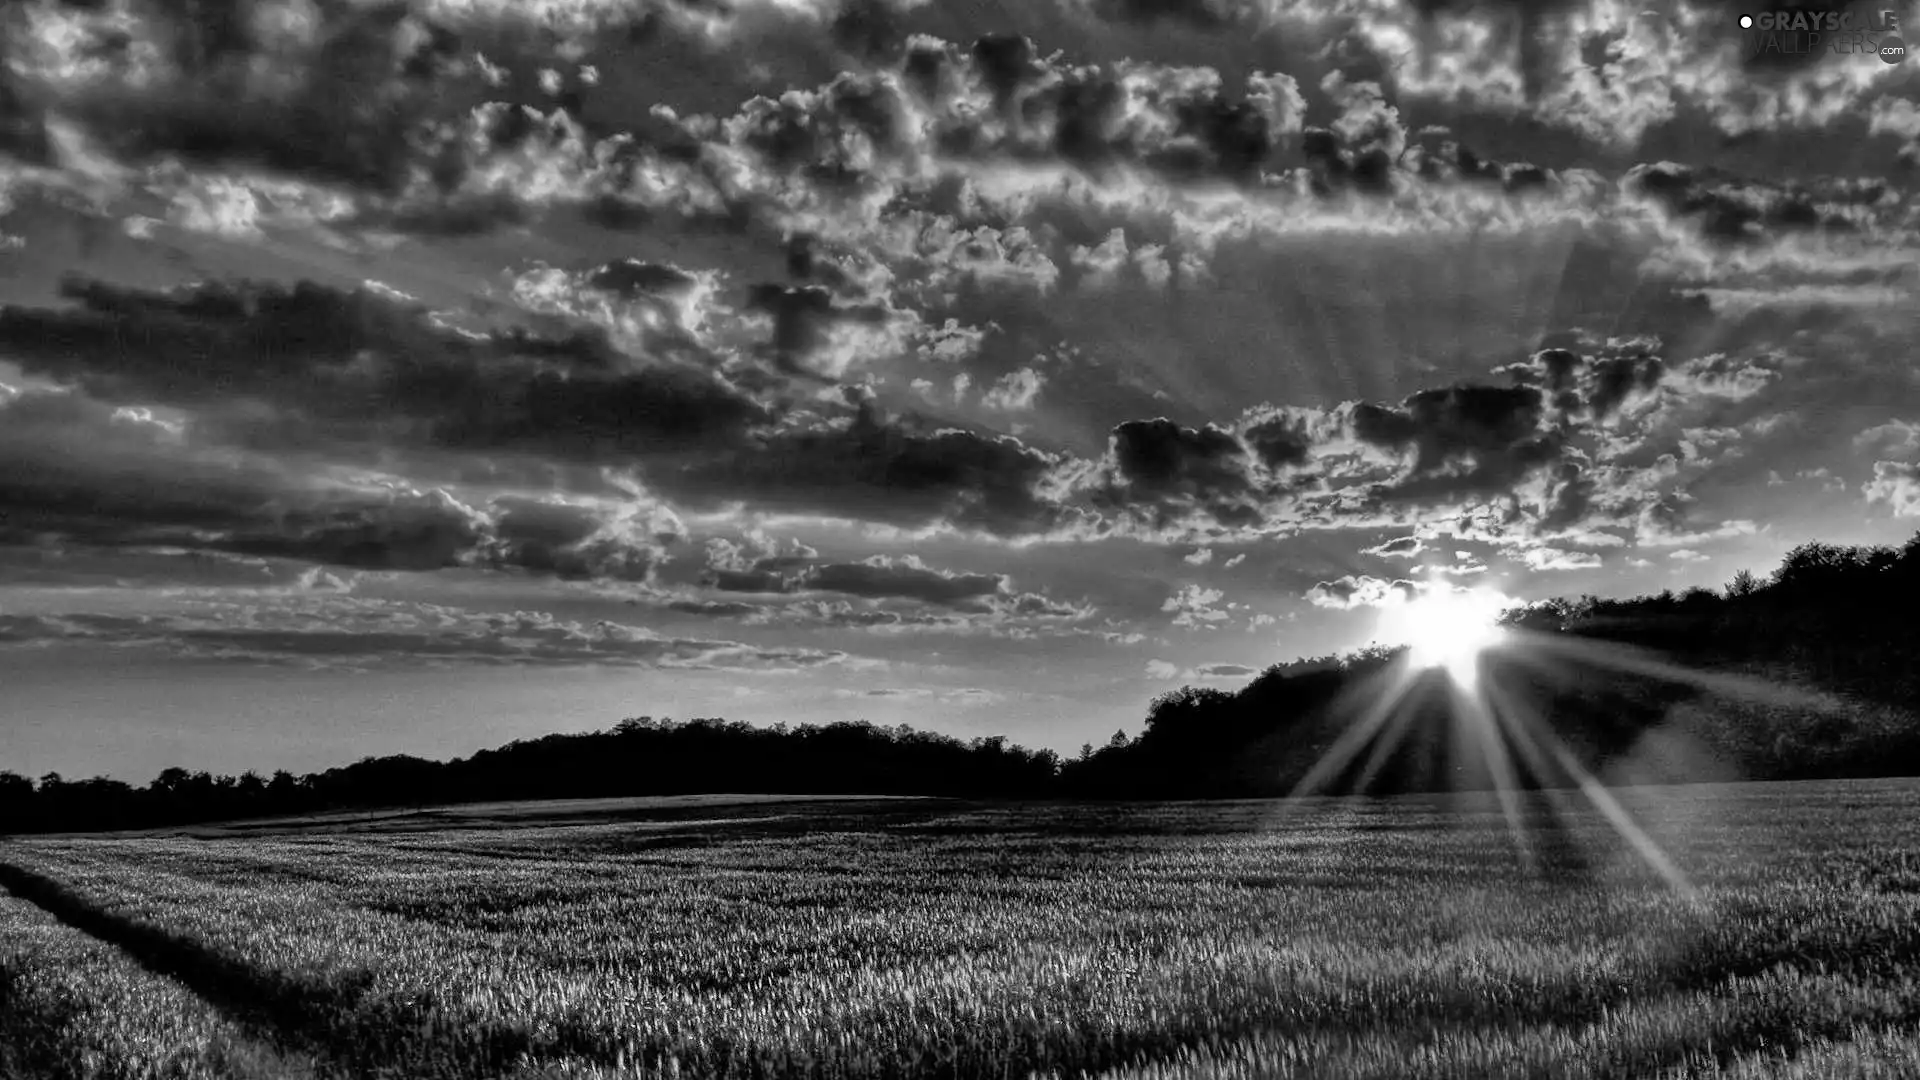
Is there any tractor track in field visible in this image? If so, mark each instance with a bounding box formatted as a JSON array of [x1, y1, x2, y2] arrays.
[[0, 857, 354, 1078], [0, 857, 568, 1080]]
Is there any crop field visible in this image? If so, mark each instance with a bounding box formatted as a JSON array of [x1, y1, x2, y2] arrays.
[[4, 781, 1920, 1079]]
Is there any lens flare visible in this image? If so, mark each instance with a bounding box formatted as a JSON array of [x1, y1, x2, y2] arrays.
[[1269, 600, 1761, 899]]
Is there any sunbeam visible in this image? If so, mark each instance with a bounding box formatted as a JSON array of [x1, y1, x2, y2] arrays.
[[1516, 631, 1861, 716], [1450, 677, 1535, 873], [1479, 672, 1697, 898], [1284, 659, 1422, 801], [1272, 609, 1721, 895]]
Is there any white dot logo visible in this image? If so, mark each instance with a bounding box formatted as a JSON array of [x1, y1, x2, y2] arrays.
[[1739, 13, 1754, 28]]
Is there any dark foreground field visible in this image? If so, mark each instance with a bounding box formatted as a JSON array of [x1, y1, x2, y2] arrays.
[[4, 782, 1920, 1080]]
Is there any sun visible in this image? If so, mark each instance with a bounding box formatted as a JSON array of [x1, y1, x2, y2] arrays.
[[1380, 587, 1508, 687]]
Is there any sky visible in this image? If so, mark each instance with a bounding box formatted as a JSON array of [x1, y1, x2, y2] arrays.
[[2, 0, 1918, 782]]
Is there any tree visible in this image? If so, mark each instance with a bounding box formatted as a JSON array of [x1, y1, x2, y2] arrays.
[[1726, 568, 1760, 598], [152, 766, 191, 795]]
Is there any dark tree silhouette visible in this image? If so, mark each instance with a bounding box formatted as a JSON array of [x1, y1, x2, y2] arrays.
[[7, 532, 1920, 834]]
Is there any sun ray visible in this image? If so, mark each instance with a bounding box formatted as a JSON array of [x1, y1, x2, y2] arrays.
[[1516, 631, 1858, 715], [1451, 677, 1535, 872], [1480, 673, 1696, 897], [1284, 659, 1420, 799]]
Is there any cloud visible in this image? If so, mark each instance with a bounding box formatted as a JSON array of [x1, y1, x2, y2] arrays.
[[0, 279, 1102, 544], [1162, 582, 1231, 628], [1622, 162, 1890, 251], [1069, 0, 1246, 29], [745, 282, 918, 381], [981, 368, 1047, 412], [701, 533, 820, 593], [1864, 461, 1920, 518], [1077, 416, 1277, 536], [10, 0, 471, 197], [748, 589, 1094, 637], [0, 276, 770, 465], [0, 597, 865, 673], [1349, 384, 1560, 505], [690, 539, 1091, 625], [1519, 546, 1603, 571], [1360, 535, 1424, 560], [0, 383, 688, 581], [1669, 549, 1710, 563], [1305, 575, 1414, 610], [1183, 546, 1214, 566], [481, 495, 687, 581], [1142, 658, 1256, 681], [671, 389, 1079, 539], [798, 554, 1006, 607], [838, 686, 1006, 706], [1856, 421, 1920, 459]]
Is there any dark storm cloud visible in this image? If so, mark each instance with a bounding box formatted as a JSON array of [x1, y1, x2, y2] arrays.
[[729, 72, 913, 174], [1238, 408, 1318, 470], [588, 259, 704, 300], [671, 390, 1077, 539], [701, 535, 816, 594], [482, 495, 687, 581], [1495, 341, 1669, 420], [15, 0, 470, 196], [0, 279, 1096, 543], [745, 283, 896, 379], [0, 386, 682, 581], [1349, 384, 1562, 501], [0, 276, 769, 461], [1087, 418, 1267, 530], [1623, 163, 1888, 246]]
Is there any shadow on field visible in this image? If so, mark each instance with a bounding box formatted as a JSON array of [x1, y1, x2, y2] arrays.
[[0, 860, 565, 1079]]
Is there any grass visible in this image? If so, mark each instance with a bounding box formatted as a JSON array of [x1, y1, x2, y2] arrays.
[[0, 891, 321, 1079], [2, 781, 1919, 1078]]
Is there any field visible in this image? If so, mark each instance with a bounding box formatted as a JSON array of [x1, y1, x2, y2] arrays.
[[4, 782, 1920, 1079]]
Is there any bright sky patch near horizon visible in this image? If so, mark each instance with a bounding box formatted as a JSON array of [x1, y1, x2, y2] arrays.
[[1, 0, 1917, 781]]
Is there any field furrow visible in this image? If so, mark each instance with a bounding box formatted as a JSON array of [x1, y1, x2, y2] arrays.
[[0, 887, 324, 1080]]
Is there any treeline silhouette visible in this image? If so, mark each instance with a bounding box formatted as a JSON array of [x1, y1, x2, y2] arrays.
[[7, 534, 1920, 834], [1068, 535, 1920, 798], [0, 720, 1063, 834]]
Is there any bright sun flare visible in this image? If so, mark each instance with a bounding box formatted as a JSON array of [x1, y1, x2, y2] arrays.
[[1381, 587, 1508, 687]]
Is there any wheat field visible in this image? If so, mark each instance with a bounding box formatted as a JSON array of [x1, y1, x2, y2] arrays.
[[4, 781, 1920, 1079]]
